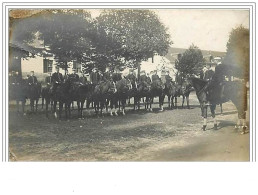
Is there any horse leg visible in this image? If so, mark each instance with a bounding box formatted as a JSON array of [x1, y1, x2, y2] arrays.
[[121, 98, 125, 115], [59, 102, 63, 120], [16, 100, 20, 114], [182, 95, 185, 108], [42, 97, 44, 109], [220, 103, 223, 114], [53, 101, 57, 118], [175, 97, 178, 109], [30, 99, 33, 112], [149, 97, 153, 112], [68, 103, 71, 120], [210, 104, 217, 130], [81, 100, 85, 119], [160, 95, 164, 111], [77, 101, 81, 119], [46, 99, 49, 118], [22, 100, 26, 116], [186, 95, 190, 109], [109, 99, 113, 116], [202, 105, 208, 131], [168, 95, 171, 109]]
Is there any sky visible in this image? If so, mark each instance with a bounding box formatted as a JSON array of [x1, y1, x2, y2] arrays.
[[91, 9, 249, 52]]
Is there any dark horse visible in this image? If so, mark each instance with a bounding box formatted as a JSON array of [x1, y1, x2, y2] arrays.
[[92, 80, 117, 116], [164, 80, 179, 109], [27, 83, 42, 113], [133, 81, 152, 111], [9, 79, 29, 115], [188, 77, 248, 134], [174, 80, 193, 109], [44, 80, 72, 120], [149, 79, 166, 111], [69, 81, 95, 119], [115, 78, 132, 115]]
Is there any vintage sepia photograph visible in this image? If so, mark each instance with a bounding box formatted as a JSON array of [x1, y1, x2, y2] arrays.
[[7, 7, 250, 162]]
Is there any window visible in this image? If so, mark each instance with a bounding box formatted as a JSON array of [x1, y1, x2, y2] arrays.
[[43, 59, 53, 73]]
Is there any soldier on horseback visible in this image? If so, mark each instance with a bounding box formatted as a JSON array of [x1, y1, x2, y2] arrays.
[[51, 65, 64, 93], [27, 71, 38, 85], [165, 70, 173, 84], [151, 70, 160, 82], [90, 68, 101, 85]]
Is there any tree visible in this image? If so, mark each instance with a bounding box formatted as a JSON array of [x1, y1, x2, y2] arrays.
[[223, 25, 249, 81], [37, 9, 95, 72], [96, 9, 172, 76], [10, 9, 96, 72], [175, 44, 204, 81]]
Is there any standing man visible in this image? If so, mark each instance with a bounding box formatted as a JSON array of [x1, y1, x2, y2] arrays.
[[27, 71, 38, 85]]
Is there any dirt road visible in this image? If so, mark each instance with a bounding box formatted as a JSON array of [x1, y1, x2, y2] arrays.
[[8, 94, 249, 161]]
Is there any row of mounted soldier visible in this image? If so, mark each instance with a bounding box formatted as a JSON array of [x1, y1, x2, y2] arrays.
[[9, 65, 193, 120]]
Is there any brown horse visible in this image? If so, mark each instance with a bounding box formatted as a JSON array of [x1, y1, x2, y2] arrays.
[[188, 77, 248, 133], [92, 80, 117, 116], [116, 78, 132, 115], [27, 82, 41, 113], [133, 81, 152, 111], [9, 79, 29, 115], [164, 81, 179, 109], [149, 79, 166, 111]]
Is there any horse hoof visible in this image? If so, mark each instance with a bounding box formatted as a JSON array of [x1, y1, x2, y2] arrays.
[[213, 124, 218, 130], [110, 113, 113, 116], [202, 125, 207, 131], [114, 112, 118, 116], [149, 108, 153, 112]]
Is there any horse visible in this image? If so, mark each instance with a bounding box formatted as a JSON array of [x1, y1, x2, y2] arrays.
[[133, 81, 152, 111], [174, 80, 193, 109], [164, 80, 179, 109], [92, 80, 117, 116], [27, 82, 41, 113], [115, 78, 132, 115], [149, 79, 165, 111], [44, 80, 72, 120], [41, 84, 53, 111], [9, 79, 29, 115], [188, 77, 248, 134], [69, 81, 94, 119]]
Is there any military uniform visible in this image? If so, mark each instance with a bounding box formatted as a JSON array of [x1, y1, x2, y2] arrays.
[[79, 76, 88, 84], [165, 75, 172, 83], [112, 73, 122, 82], [69, 73, 80, 82], [152, 74, 160, 82], [45, 76, 52, 85], [90, 71, 101, 85], [28, 75, 38, 85], [52, 72, 64, 84], [51, 72, 64, 93]]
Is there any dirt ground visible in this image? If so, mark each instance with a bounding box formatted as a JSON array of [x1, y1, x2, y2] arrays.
[[8, 94, 250, 161]]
